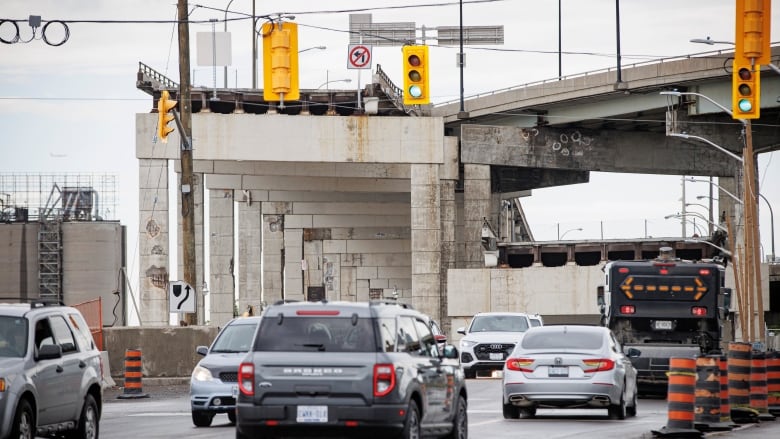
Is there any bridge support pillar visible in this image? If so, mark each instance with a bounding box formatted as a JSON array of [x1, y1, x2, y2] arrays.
[[464, 164, 491, 268], [138, 158, 170, 325], [239, 197, 263, 313], [208, 189, 235, 327], [411, 164, 441, 322], [440, 180, 456, 331]]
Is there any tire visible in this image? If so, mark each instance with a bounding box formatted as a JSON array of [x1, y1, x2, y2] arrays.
[[10, 399, 35, 439], [608, 392, 627, 420], [192, 411, 214, 427], [519, 407, 536, 418], [464, 368, 476, 379], [626, 389, 638, 417], [65, 394, 99, 439], [228, 410, 237, 424], [399, 400, 421, 439], [502, 402, 519, 419], [444, 395, 467, 439]]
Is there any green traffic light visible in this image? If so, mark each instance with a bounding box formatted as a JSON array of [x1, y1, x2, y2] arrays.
[[738, 99, 753, 112], [408, 85, 422, 98]]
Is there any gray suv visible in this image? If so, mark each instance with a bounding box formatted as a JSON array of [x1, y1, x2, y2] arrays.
[[235, 300, 467, 439], [0, 301, 103, 439]]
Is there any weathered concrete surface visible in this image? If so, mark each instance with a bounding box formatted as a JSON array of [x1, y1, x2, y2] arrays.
[[103, 326, 218, 380]]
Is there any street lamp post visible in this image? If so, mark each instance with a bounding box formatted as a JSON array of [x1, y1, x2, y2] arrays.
[[665, 213, 727, 234], [224, 0, 235, 88], [299, 45, 326, 53], [557, 226, 582, 240], [684, 239, 732, 257], [758, 193, 775, 261]]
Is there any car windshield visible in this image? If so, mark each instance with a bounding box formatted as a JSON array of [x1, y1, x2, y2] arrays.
[[521, 329, 603, 350], [210, 322, 258, 353], [469, 315, 528, 332], [255, 315, 376, 352], [0, 316, 28, 358]]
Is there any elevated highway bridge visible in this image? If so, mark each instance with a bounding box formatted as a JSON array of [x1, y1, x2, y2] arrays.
[[134, 46, 780, 330]]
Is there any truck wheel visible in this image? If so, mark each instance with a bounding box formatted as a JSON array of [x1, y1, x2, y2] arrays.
[[192, 411, 214, 427], [399, 401, 421, 439], [444, 395, 467, 439], [10, 399, 35, 439]]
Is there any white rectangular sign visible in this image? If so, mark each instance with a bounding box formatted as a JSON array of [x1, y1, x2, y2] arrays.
[[169, 281, 196, 313], [196, 32, 232, 66]]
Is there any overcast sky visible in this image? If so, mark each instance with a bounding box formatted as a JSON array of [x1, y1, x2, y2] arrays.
[[1, 0, 779, 284]]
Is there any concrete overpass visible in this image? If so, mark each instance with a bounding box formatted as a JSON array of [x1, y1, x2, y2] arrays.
[[134, 46, 780, 331]]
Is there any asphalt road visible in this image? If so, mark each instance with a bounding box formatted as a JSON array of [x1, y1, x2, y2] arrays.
[[96, 378, 779, 439]]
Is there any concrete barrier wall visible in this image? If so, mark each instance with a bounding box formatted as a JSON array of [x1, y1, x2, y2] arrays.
[[103, 326, 219, 380]]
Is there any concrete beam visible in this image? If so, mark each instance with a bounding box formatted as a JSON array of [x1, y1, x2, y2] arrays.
[[461, 124, 739, 177]]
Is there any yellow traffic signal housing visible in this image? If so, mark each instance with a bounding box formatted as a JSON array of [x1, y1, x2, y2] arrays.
[[732, 61, 760, 119], [402, 45, 430, 105], [735, 0, 771, 64], [262, 21, 300, 102], [157, 90, 177, 143]]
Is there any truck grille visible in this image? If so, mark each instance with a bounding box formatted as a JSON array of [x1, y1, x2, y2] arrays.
[[474, 343, 515, 361]]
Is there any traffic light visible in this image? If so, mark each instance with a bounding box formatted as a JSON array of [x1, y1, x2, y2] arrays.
[[402, 45, 430, 105], [157, 90, 177, 143], [262, 21, 299, 102], [732, 61, 760, 119], [735, 0, 771, 65]]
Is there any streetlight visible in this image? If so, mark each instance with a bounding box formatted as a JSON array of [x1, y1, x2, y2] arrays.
[[317, 78, 351, 89], [684, 239, 732, 257], [299, 45, 326, 53], [758, 193, 775, 261], [557, 227, 582, 240], [690, 37, 780, 75], [664, 213, 727, 234], [224, 0, 235, 88], [687, 178, 743, 204]]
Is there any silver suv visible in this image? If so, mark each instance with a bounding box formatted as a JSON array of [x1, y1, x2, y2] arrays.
[[0, 301, 103, 439], [235, 300, 467, 439], [457, 312, 533, 379]]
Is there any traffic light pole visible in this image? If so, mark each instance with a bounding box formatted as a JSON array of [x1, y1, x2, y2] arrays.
[[177, 0, 198, 326]]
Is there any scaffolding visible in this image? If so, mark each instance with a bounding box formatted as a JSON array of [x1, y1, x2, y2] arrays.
[[0, 173, 119, 302], [0, 173, 118, 223]]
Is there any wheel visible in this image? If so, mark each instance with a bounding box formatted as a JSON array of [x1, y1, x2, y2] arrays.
[[10, 399, 35, 439], [192, 411, 214, 427], [519, 407, 536, 418], [65, 394, 99, 439], [608, 392, 627, 420], [464, 368, 476, 379], [228, 410, 237, 424], [626, 389, 638, 417], [502, 402, 519, 419], [398, 400, 421, 439], [444, 395, 467, 439]]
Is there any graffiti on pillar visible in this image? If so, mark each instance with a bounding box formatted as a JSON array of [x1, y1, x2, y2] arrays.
[[144, 265, 169, 290], [150, 245, 164, 255], [323, 258, 334, 291], [521, 128, 594, 157], [145, 217, 161, 239]]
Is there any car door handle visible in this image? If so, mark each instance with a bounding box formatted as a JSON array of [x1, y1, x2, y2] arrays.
[[79, 360, 87, 368], [56, 365, 64, 373]]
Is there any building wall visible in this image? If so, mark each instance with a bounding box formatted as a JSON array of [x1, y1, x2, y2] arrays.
[[0, 221, 126, 326]]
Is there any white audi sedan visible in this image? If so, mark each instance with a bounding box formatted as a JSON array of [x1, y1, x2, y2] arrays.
[[502, 325, 639, 420]]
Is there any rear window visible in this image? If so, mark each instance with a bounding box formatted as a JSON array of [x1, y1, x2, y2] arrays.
[[255, 315, 376, 353], [470, 315, 529, 332], [521, 330, 604, 350]]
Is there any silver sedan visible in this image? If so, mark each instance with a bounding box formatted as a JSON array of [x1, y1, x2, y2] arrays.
[[502, 325, 639, 420]]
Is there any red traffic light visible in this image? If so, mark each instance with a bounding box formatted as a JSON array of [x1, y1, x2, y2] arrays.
[[408, 54, 421, 67]]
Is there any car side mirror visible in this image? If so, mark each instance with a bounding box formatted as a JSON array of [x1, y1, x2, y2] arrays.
[[626, 347, 641, 358], [37, 343, 62, 360], [456, 327, 466, 335], [196, 345, 209, 356], [443, 344, 459, 360]]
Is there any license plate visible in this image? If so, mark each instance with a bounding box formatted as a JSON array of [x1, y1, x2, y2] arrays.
[[231, 385, 238, 398], [297, 405, 328, 423], [548, 366, 568, 377], [489, 353, 504, 361], [653, 320, 673, 330]]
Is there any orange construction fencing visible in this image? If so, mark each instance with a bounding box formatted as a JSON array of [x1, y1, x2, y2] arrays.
[[72, 297, 103, 351]]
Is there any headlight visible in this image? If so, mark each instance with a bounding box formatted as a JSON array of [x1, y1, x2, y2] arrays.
[[191, 365, 214, 382], [460, 339, 477, 349]]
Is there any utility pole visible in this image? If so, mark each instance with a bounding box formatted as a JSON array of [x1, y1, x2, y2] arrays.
[[178, 0, 197, 325], [743, 121, 764, 342]]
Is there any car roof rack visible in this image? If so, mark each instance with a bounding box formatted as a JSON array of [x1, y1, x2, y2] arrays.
[[369, 299, 414, 309]]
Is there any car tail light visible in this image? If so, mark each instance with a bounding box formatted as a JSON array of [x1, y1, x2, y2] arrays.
[[691, 306, 708, 316], [238, 363, 254, 396], [620, 305, 635, 315], [374, 364, 396, 397], [506, 358, 534, 372], [583, 359, 615, 372]]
